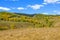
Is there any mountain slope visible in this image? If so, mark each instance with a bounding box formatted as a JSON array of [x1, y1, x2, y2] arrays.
[[0, 12, 60, 30]]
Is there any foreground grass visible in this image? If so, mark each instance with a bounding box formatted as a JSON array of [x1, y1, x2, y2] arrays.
[[0, 27, 60, 40]]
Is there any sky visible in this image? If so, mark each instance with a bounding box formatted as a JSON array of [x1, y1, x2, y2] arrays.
[[0, 0, 60, 14]]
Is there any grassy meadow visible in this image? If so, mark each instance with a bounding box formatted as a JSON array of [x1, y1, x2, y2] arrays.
[[0, 12, 60, 40]]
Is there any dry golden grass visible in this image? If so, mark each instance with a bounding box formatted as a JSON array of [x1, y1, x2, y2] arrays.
[[0, 27, 60, 40]]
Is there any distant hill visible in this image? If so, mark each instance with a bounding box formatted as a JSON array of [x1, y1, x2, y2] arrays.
[[14, 13, 35, 17]]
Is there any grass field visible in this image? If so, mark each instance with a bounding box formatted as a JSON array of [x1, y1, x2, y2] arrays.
[[0, 27, 60, 40], [0, 12, 60, 40]]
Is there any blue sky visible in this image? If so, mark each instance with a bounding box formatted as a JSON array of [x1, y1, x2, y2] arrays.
[[0, 0, 60, 14]]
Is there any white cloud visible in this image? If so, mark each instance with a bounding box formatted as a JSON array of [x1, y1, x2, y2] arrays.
[[57, 12, 60, 14], [53, 10, 60, 15], [53, 10, 57, 13], [57, 2, 60, 4], [42, 3, 47, 5], [0, 7, 11, 11], [42, 13, 49, 15], [44, 0, 60, 3], [17, 7, 25, 10], [27, 4, 44, 10]]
